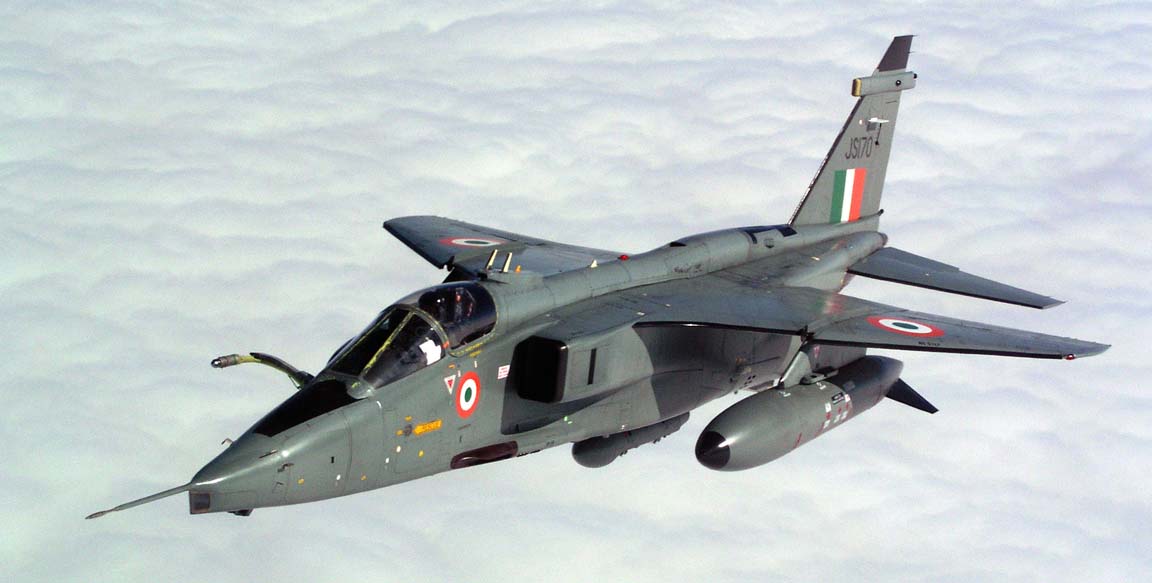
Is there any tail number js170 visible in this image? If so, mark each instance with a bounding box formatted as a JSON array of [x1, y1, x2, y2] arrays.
[[845, 136, 875, 160]]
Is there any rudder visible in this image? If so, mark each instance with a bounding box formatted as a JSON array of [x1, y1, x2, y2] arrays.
[[790, 35, 916, 227]]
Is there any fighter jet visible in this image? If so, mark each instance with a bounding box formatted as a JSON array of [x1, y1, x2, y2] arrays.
[[88, 35, 1107, 519]]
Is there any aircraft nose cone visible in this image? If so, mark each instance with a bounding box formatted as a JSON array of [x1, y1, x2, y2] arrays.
[[189, 434, 282, 514], [192, 435, 274, 482], [695, 430, 731, 470]]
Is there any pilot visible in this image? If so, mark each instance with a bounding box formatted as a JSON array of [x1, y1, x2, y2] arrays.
[[424, 291, 451, 324], [451, 286, 475, 322]]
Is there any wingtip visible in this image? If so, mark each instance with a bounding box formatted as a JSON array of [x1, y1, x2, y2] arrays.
[[85, 510, 109, 520], [1064, 343, 1111, 360]]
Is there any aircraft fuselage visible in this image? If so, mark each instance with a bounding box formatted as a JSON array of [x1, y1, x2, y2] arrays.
[[189, 220, 885, 515]]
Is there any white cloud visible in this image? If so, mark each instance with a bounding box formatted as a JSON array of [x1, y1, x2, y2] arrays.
[[2, 1, 1150, 582]]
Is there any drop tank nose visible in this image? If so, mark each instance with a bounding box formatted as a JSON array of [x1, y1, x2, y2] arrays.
[[694, 430, 731, 470]]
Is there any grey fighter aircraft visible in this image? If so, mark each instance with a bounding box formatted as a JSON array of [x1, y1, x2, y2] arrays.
[[89, 35, 1108, 519]]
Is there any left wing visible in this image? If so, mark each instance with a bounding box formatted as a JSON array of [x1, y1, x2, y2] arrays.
[[805, 303, 1109, 359], [627, 280, 1108, 360], [384, 216, 622, 276]]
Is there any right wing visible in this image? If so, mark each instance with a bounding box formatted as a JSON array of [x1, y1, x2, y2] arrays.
[[384, 216, 622, 277], [626, 280, 1108, 360]]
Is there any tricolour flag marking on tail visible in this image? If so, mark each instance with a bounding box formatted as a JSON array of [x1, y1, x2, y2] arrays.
[[829, 167, 867, 223]]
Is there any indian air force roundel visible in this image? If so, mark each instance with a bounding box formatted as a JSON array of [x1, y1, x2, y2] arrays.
[[455, 371, 481, 418], [866, 316, 945, 337], [439, 236, 506, 248]]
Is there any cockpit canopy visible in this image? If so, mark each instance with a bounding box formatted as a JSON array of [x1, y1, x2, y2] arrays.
[[326, 283, 497, 388], [408, 282, 496, 348], [250, 284, 496, 437]]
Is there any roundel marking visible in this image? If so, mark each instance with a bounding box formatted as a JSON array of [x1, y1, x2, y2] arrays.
[[866, 316, 945, 337], [455, 371, 481, 419], [439, 236, 506, 248]]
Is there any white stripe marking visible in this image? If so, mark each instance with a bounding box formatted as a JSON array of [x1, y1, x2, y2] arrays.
[[840, 169, 856, 222]]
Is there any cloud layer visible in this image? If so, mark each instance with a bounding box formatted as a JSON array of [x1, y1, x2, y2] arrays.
[[3, 2, 1149, 582]]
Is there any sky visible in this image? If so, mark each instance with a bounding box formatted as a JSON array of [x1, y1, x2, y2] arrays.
[[2, 1, 1150, 581]]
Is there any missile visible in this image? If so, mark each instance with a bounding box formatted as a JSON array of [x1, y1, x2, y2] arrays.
[[695, 356, 918, 471], [572, 413, 690, 468]]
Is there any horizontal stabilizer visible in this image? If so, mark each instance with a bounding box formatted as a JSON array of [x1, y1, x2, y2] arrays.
[[886, 379, 937, 414], [849, 247, 1063, 309]]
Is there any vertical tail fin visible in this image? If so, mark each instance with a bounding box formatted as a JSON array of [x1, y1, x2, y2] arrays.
[[790, 35, 916, 227]]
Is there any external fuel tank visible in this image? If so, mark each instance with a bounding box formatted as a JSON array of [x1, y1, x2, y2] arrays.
[[695, 356, 903, 471]]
